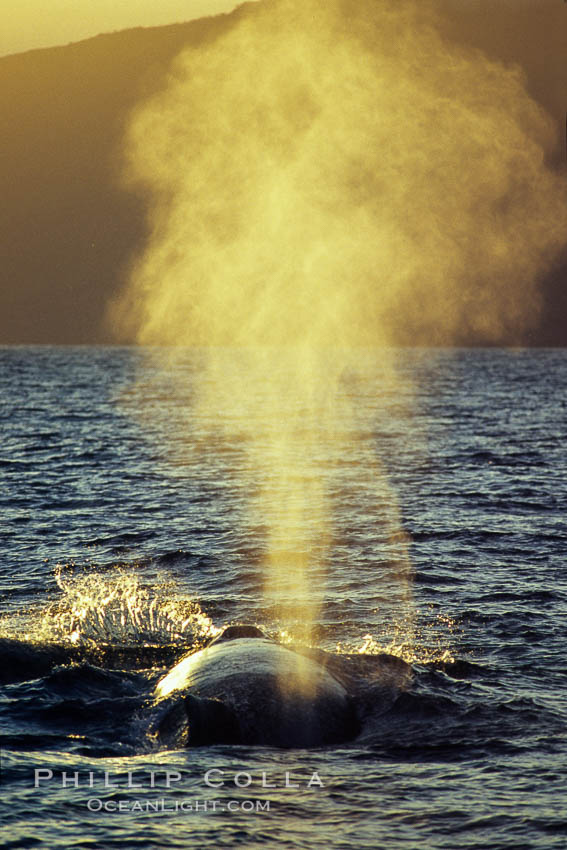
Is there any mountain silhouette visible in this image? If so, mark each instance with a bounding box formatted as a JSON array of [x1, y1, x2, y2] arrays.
[[0, 2, 564, 345]]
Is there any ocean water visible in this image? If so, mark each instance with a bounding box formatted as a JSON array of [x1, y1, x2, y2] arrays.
[[1, 346, 566, 849]]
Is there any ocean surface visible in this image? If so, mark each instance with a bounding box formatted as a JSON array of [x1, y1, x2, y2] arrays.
[[1, 346, 566, 849]]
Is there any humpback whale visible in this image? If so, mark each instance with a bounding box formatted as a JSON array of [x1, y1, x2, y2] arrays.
[[149, 625, 411, 749]]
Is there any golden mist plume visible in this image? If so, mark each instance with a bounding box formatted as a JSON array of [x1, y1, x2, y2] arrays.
[[110, 0, 567, 652]]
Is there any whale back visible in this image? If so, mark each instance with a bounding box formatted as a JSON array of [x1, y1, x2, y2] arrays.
[[154, 636, 358, 747]]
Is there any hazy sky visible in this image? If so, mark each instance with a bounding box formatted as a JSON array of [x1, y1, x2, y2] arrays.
[[1, 0, 256, 56]]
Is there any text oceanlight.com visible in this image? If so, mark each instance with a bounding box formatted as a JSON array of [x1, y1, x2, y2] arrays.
[[87, 798, 271, 813], [32, 768, 325, 812]]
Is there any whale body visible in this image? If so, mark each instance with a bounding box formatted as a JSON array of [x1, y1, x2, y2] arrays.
[[149, 625, 410, 749]]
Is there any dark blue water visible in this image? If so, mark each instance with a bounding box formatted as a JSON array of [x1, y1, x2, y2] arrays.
[[1, 347, 566, 849]]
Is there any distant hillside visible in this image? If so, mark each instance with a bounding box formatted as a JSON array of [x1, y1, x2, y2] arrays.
[[0, 2, 565, 345], [0, 13, 245, 344]]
